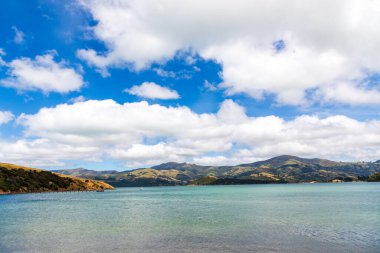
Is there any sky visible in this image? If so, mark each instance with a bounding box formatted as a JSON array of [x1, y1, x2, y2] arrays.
[[1, 0, 380, 170]]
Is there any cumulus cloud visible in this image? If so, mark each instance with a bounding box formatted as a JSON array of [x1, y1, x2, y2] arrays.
[[77, 0, 380, 105], [125, 82, 180, 99], [1, 53, 84, 93], [76, 49, 113, 77], [202, 38, 362, 105], [6, 99, 380, 167], [0, 111, 14, 125]]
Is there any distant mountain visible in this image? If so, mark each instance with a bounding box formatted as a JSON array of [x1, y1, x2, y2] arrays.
[[58, 168, 119, 177], [0, 162, 113, 194], [53, 155, 380, 187], [239, 155, 340, 167]]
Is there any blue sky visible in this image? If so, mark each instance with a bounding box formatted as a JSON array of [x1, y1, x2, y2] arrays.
[[1, 0, 380, 170]]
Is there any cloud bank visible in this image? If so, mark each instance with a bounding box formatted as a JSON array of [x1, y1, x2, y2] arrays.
[[2, 99, 377, 167]]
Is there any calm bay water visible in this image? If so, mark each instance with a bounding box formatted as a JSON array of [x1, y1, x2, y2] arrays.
[[1, 183, 379, 253]]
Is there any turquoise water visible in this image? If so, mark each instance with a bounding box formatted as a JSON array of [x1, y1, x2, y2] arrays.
[[1, 183, 379, 253]]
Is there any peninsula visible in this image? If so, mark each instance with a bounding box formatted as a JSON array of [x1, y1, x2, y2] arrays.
[[0, 162, 113, 194]]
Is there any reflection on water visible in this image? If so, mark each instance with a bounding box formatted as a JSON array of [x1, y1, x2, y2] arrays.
[[1, 183, 379, 253]]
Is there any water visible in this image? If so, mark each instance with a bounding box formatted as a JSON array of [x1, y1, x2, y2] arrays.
[[1, 183, 379, 253]]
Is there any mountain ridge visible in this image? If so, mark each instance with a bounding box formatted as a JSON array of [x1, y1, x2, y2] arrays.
[[54, 155, 380, 187], [238, 155, 340, 167]]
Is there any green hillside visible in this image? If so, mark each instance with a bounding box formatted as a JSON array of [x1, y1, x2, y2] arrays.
[[368, 173, 380, 182], [0, 163, 114, 194]]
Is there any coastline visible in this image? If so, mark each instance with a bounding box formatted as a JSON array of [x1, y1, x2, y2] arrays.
[[0, 188, 114, 195]]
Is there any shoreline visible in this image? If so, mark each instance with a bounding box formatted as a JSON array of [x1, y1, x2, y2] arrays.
[[0, 188, 114, 196]]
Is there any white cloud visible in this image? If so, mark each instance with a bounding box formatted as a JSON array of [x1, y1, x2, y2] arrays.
[[76, 49, 112, 77], [1, 53, 84, 93], [6, 99, 380, 167], [125, 82, 180, 99], [12, 26, 25, 44], [0, 111, 14, 125], [77, 0, 380, 105]]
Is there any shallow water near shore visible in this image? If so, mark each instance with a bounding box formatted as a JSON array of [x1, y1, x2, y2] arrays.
[[1, 183, 379, 253]]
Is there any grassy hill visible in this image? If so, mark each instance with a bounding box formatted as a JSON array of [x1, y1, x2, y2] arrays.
[[54, 155, 380, 187], [0, 163, 114, 194]]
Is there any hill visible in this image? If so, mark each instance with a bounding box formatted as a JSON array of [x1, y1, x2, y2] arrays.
[[54, 155, 380, 187], [0, 163, 114, 194]]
